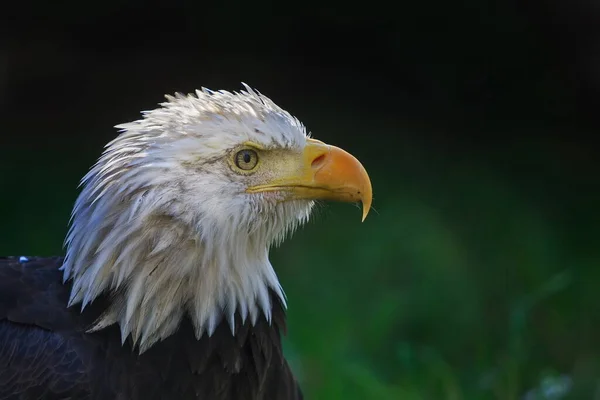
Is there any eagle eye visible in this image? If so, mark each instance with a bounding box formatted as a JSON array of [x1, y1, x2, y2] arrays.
[[234, 149, 259, 171]]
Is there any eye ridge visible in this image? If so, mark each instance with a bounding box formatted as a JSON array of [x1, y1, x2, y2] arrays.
[[235, 149, 259, 170]]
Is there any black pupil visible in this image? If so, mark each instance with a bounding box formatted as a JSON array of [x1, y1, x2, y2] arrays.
[[243, 152, 251, 163]]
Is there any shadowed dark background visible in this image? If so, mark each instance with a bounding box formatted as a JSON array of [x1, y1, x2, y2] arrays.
[[1, 1, 599, 398]]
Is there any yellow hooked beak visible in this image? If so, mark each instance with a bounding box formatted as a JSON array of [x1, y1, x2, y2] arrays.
[[246, 138, 373, 221]]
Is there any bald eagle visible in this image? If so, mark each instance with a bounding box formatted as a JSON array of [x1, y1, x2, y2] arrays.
[[0, 85, 372, 399]]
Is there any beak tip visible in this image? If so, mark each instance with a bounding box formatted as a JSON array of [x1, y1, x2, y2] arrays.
[[360, 176, 372, 223], [360, 198, 371, 222]]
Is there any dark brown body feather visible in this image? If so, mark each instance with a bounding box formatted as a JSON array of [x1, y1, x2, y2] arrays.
[[0, 257, 302, 400]]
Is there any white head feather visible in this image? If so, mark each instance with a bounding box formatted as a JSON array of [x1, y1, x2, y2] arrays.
[[60, 84, 314, 352]]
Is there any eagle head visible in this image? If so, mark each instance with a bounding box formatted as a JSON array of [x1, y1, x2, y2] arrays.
[[60, 84, 372, 352]]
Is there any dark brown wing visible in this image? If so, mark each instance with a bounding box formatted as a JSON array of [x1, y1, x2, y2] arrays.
[[0, 256, 92, 399], [0, 256, 304, 400]]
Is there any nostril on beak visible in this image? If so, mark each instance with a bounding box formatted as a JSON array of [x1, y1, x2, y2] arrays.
[[311, 154, 326, 169]]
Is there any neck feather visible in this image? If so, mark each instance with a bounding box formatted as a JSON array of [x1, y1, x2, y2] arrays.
[[61, 205, 288, 353]]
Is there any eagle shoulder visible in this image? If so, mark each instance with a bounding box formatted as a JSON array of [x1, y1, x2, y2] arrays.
[[0, 256, 92, 399], [0, 257, 304, 399]]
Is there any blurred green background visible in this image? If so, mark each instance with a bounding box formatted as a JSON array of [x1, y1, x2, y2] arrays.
[[1, 1, 599, 398]]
